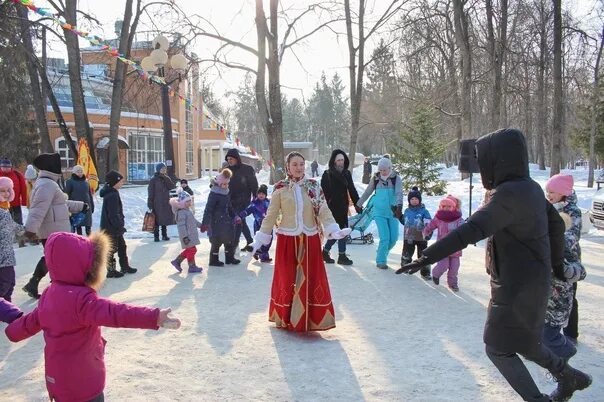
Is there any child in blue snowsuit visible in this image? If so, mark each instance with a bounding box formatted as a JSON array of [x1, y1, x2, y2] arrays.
[[240, 184, 273, 262], [401, 186, 432, 280], [356, 157, 404, 269]]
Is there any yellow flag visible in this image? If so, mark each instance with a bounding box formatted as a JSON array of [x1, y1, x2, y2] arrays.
[[77, 138, 99, 193]]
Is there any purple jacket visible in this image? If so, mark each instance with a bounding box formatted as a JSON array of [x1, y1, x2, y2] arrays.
[[0, 298, 22, 323], [5, 232, 160, 402], [423, 210, 465, 257]]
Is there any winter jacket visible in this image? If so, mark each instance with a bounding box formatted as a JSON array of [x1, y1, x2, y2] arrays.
[[175, 208, 202, 249], [320, 149, 360, 228], [240, 197, 271, 232], [357, 172, 404, 218], [99, 184, 125, 236], [202, 184, 237, 243], [545, 192, 586, 327], [0, 298, 22, 323], [418, 128, 565, 355], [5, 232, 159, 402], [225, 148, 259, 212], [147, 173, 176, 226], [257, 177, 339, 239], [65, 174, 94, 227], [25, 170, 84, 240], [0, 169, 27, 208], [0, 208, 24, 267], [403, 204, 432, 242], [423, 210, 464, 257]]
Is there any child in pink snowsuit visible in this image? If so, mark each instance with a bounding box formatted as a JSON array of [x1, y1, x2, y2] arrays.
[[423, 197, 465, 291], [5, 232, 180, 402]]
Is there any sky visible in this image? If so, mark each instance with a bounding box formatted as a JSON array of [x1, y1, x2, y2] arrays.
[[31, 0, 603, 105]]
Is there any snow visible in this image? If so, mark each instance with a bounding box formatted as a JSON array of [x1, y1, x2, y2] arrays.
[[1, 164, 602, 401]]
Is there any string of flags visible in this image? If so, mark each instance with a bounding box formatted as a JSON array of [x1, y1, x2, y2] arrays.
[[14, 0, 231, 137]]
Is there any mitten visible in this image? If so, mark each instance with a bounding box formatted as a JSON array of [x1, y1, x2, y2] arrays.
[[355, 205, 363, 214], [183, 236, 190, 245], [200, 225, 209, 233], [395, 256, 431, 275], [234, 216, 242, 225], [395, 205, 403, 219], [81, 203, 89, 213]]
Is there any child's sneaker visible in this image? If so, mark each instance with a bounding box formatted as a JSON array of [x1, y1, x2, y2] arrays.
[[432, 276, 440, 285], [187, 263, 203, 273]]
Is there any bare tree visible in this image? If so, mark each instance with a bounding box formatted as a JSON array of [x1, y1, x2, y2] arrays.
[[588, 22, 604, 187], [550, 0, 563, 175], [452, 0, 472, 140], [485, 0, 508, 130], [343, 0, 406, 166]]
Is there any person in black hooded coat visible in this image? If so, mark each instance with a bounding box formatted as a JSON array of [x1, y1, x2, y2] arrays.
[[397, 128, 591, 402], [225, 148, 258, 250], [320, 149, 361, 265]]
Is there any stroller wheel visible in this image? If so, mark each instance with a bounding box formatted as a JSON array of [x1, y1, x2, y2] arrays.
[[366, 233, 374, 244]]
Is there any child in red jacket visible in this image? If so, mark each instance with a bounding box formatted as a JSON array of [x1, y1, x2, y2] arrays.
[[5, 232, 180, 402]]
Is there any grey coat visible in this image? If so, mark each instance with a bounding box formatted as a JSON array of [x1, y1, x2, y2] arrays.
[[147, 173, 175, 226], [25, 170, 84, 240], [64, 174, 94, 227], [175, 208, 202, 249], [0, 209, 24, 267]]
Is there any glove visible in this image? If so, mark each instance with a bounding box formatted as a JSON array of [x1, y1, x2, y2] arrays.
[[183, 236, 190, 245], [81, 203, 89, 214], [424, 233, 433, 241], [200, 225, 209, 233], [330, 228, 352, 240], [250, 240, 263, 255], [234, 216, 242, 225], [394, 205, 403, 219], [395, 256, 431, 275], [354, 205, 363, 214]]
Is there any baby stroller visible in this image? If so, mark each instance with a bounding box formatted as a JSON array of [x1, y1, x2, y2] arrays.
[[346, 195, 375, 245]]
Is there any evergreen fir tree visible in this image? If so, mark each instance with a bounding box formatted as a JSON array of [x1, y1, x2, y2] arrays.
[[389, 106, 447, 195]]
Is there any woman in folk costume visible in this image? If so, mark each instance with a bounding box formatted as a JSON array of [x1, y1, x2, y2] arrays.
[[251, 152, 350, 332]]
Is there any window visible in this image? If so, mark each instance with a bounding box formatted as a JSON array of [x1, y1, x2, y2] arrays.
[[185, 79, 194, 175], [55, 137, 77, 169], [127, 131, 164, 180]]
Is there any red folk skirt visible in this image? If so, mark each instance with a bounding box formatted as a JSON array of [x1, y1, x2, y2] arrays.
[[268, 233, 336, 332]]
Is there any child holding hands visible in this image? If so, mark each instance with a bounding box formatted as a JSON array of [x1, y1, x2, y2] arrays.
[[5, 232, 180, 402], [169, 188, 203, 273]]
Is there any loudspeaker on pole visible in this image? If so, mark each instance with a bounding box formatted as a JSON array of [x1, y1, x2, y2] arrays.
[[458, 139, 480, 174]]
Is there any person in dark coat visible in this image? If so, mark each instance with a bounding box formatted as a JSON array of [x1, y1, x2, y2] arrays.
[[147, 163, 175, 242], [362, 157, 372, 184], [321, 149, 361, 265], [225, 148, 258, 251], [311, 160, 319, 177], [64, 165, 94, 235], [201, 168, 240, 266], [397, 128, 591, 402], [100, 170, 136, 278]]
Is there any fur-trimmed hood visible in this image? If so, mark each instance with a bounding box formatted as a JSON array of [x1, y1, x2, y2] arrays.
[[44, 231, 109, 287]]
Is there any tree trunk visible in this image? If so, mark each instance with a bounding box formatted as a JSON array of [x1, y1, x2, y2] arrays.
[[588, 22, 604, 188], [550, 0, 563, 176], [64, 0, 95, 165], [536, 0, 548, 170], [107, 0, 136, 173], [16, 5, 52, 153], [485, 0, 508, 130], [453, 0, 472, 139]]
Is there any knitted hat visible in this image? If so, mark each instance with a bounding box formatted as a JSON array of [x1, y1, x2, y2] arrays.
[[0, 177, 15, 202], [546, 174, 574, 197], [446, 194, 461, 210], [439, 198, 456, 210], [33, 153, 62, 175], [105, 170, 123, 187], [155, 162, 166, 173], [72, 165, 84, 175], [407, 186, 422, 203], [0, 158, 12, 168], [24, 164, 37, 180], [377, 157, 392, 170], [257, 184, 268, 196], [215, 168, 232, 186], [177, 187, 192, 202]]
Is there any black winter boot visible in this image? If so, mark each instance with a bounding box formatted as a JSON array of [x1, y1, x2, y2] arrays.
[[153, 226, 160, 242], [106, 260, 124, 278], [161, 226, 170, 241], [209, 253, 224, 267], [550, 364, 592, 401], [121, 266, 137, 274], [225, 253, 241, 265], [22, 276, 42, 299], [322, 249, 335, 263], [337, 253, 353, 265]]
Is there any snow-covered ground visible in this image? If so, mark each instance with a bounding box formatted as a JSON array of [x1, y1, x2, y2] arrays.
[[1, 163, 602, 401]]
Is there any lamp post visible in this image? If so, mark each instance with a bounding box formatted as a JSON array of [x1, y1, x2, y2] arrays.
[[141, 35, 188, 181]]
